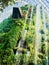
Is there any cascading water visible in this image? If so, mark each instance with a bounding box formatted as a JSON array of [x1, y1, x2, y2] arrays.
[[42, 7, 48, 65], [35, 5, 41, 65]]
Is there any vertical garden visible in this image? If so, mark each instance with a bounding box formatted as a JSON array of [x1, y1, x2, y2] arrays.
[[0, 1, 49, 65]]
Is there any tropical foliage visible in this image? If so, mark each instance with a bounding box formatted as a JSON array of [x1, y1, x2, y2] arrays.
[[0, 5, 49, 65]]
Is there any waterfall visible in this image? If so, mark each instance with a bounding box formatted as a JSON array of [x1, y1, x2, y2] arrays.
[[42, 7, 48, 65], [35, 5, 41, 65]]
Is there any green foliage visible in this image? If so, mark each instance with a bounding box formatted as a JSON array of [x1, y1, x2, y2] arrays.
[[0, 17, 24, 65], [0, 48, 16, 65], [0, 18, 24, 49], [0, 17, 12, 33], [0, 5, 49, 65], [0, 0, 16, 11]]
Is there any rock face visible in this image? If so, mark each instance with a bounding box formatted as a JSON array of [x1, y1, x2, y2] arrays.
[[12, 7, 22, 18]]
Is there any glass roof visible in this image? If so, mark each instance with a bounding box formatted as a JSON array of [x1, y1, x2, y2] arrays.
[[0, 0, 49, 22]]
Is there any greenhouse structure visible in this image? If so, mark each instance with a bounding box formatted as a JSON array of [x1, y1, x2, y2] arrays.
[[0, 0, 49, 65]]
